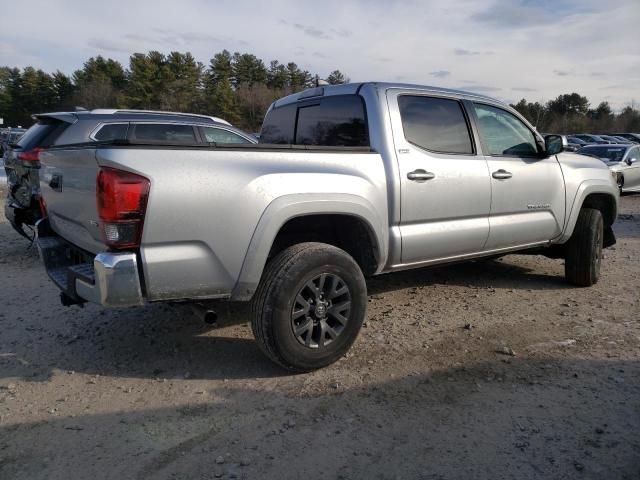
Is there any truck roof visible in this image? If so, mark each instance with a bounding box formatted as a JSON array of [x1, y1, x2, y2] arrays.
[[273, 82, 504, 109]]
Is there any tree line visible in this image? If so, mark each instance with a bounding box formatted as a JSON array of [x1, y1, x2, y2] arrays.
[[0, 50, 349, 131], [1, 50, 638, 134], [511, 93, 640, 134]]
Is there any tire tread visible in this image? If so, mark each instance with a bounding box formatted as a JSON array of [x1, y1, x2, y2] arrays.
[[565, 208, 602, 287], [251, 242, 365, 372]]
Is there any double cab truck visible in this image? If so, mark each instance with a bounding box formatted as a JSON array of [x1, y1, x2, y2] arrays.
[[35, 82, 619, 371]]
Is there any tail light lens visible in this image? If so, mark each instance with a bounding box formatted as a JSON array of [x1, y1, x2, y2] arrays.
[[17, 147, 45, 163], [97, 167, 150, 250], [37, 194, 48, 219]]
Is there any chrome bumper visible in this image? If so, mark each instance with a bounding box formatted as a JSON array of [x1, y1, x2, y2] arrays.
[[37, 234, 144, 308]]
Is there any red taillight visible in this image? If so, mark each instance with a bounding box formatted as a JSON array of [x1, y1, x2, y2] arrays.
[[17, 147, 45, 163], [96, 167, 150, 250], [37, 194, 48, 219]]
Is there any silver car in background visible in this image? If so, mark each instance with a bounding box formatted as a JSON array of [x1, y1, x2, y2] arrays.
[[578, 144, 640, 193]]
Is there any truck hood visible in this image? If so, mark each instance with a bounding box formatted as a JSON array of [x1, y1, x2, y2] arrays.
[[555, 151, 610, 170]]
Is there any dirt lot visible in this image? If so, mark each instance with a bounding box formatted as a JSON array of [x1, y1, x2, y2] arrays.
[[0, 190, 638, 480]]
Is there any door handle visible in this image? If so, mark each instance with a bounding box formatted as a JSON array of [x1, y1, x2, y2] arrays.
[[492, 169, 513, 180], [407, 170, 435, 181]]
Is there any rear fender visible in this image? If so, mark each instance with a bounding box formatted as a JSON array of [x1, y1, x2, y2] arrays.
[[230, 193, 387, 301]]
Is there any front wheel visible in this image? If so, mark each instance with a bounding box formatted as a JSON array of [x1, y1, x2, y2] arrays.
[[565, 208, 603, 287], [250, 242, 367, 372]]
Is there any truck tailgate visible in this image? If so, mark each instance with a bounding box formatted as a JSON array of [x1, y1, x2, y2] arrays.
[[39, 148, 105, 254]]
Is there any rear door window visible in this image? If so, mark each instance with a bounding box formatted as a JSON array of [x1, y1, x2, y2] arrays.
[[93, 123, 129, 142], [398, 96, 474, 154], [295, 96, 369, 146], [473, 104, 538, 156], [131, 123, 197, 144], [202, 127, 251, 144]]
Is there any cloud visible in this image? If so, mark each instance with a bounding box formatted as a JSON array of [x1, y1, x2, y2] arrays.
[[470, 1, 558, 28], [458, 85, 502, 93], [292, 23, 330, 40], [330, 28, 351, 38], [87, 38, 132, 53], [0, 0, 637, 111], [454, 48, 494, 56], [429, 70, 451, 78]]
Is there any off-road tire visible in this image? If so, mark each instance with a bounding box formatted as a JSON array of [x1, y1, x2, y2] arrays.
[[250, 242, 367, 372], [565, 208, 603, 287]]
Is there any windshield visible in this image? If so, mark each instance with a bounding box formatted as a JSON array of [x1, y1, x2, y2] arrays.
[[578, 146, 628, 162]]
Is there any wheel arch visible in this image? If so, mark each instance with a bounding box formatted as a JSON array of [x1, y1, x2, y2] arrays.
[[231, 193, 387, 300], [555, 181, 618, 245]]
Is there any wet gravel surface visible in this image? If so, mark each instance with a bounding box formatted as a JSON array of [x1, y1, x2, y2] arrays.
[[1, 190, 639, 479]]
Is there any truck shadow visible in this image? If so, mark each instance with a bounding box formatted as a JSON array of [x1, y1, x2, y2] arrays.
[[0, 302, 285, 382], [1, 357, 638, 480]]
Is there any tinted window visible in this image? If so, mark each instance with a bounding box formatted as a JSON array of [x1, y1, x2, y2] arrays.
[[94, 123, 128, 142], [202, 127, 251, 144], [131, 124, 196, 143], [259, 104, 296, 144], [474, 104, 538, 156], [16, 120, 68, 149], [398, 96, 473, 154], [578, 146, 628, 162], [295, 96, 368, 146]]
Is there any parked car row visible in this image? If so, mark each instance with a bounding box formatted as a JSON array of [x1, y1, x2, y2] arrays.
[[537, 132, 640, 193], [2, 110, 257, 238], [0, 127, 27, 155], [542, 133, 640, 153], [576, 144, 640, 193]]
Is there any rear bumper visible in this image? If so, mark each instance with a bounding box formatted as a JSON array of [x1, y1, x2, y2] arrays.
[[37, 229, 144, 308]]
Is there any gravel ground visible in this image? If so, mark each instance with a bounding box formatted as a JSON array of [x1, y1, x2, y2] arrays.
[[0, 190, 639, 480]]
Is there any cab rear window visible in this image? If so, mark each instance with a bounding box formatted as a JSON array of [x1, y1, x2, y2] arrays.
[[260, 95, 369, 147]]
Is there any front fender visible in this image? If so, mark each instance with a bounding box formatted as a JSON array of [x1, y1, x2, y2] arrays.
[[230, 193, 387, 300], [553, 179, 619, 245]]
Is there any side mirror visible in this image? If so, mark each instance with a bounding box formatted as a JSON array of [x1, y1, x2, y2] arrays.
[[544, 134, 564, 156], [627, 157, 637, 166]]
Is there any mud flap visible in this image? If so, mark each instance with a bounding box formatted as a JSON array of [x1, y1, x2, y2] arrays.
[[603, 226, 616, 248]]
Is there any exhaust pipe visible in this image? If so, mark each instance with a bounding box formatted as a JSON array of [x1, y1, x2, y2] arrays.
[[191, 304, 218, 326]]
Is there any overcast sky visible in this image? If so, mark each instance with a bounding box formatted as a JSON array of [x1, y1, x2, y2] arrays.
[[1, 0, 638, 109]]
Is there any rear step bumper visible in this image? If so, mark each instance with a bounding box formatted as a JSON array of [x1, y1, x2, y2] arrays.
[[36, 228, 144, 308]]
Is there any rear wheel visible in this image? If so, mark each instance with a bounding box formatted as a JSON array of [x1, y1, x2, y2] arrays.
[[565, 208, 603, 287], [250, 242, 367, 372]]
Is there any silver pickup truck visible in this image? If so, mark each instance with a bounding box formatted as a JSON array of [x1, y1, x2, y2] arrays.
[[36, 82, 619, 371]]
